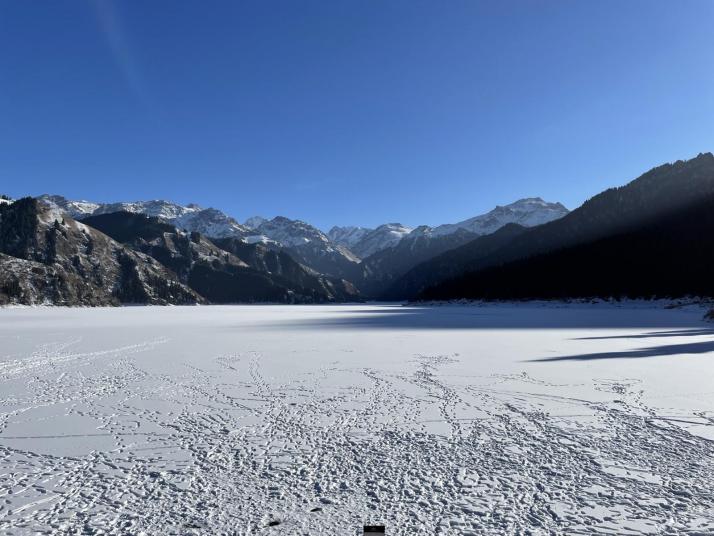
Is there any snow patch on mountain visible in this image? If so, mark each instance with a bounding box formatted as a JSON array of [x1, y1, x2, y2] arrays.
[[243, 234, 279, 246]]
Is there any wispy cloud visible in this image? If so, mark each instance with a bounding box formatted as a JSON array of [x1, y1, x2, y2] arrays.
[[89, 0, 147, 103]]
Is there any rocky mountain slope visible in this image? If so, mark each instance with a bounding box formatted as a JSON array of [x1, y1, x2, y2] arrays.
[[82, 212, 359, 304], [248, 216, 362, 280], [0, 199, 201, 306], [41, 198, 363, 283], [212, 237, 358, 302]]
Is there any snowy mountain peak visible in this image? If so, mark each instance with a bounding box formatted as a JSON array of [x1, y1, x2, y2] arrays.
[[37, 195, 249, 239], [37, 194, 101, 219], [248, 216, 361, 273], [244, 216, 268, 230], [432, 198, 568, 237], [348, 223, 413, 259], [408, 225, 435, 237], [93, 199, 200, 220], [34, 193, 568, 265], [255, 216, 331, 247], [327, 226, 373, 250], [498, 197, 567, 212]]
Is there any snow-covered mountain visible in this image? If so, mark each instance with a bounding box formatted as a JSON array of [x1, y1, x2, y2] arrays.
[[250, 216, 361, 279], [36, 196, 359, 278], [244, 216, 268, 230], [327, 226, 372, 250], [432, 198, 568, 237], [37, 195, 567, 260], [252, 217, 360, 263], [252, 216, 332, 248], [330, 199, 565, 260], [37, 195, 250, 239], [34, 194, 568, 289], [355, 226, 478, 297], [167, 206, 249, 238], [348, 223, 413, 258], [37, 195, 100, 218]]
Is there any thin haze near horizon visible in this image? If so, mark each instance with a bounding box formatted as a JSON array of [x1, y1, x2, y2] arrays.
[[1, 1, 713, 230]]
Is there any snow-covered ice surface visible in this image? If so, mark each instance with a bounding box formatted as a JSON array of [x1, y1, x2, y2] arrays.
[[1, 303, 714, 535]]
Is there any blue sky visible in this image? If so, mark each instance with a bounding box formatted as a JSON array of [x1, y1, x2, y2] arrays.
[[1, 1, 713, 230]]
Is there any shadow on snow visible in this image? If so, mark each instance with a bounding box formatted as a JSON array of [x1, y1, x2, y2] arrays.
[[256, 304, 709, 331]]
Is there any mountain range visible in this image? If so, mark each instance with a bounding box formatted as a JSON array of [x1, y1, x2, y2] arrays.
[[421, 193, 714, 301], [81, 211, 357, 303], [32, 194, 568, 300], [411, 152, 714, 301], [38, 195, 251, 238], [39, 195, 567, 262], [4, 152, 713, 305], [329, 223, 414, 258]]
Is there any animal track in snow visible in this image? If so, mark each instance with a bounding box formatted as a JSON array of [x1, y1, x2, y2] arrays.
[[1, 305, 713, 534]]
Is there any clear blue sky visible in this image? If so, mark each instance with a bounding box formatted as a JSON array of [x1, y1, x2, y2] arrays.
[[1, 1, 713, 230]]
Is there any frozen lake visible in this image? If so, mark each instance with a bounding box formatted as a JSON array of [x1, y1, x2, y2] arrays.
[[1, 303, 714, 534]]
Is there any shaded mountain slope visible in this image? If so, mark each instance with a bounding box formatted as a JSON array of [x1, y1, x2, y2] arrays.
[[389, 152, 714, 300], [420, 194, 714, 301], [212, 238, 359, 302], [356, 227, 479, 297], [382, 223, 528, 300], [83, 212, 358, 303]]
